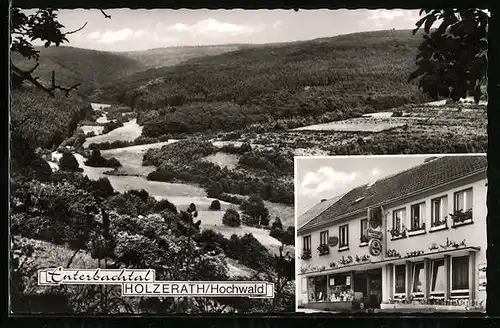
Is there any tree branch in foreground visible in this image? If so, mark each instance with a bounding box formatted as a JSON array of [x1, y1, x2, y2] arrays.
[[11, 62, 81, 97]]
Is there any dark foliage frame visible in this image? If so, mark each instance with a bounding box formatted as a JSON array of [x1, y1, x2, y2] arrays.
[[5, 0, 500, 327]]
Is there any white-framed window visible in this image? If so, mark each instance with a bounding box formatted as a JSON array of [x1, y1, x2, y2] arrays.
[[410, 202, 425, 231], [394, 264, 406, 296], [451, 255, 470, 296], [412, 262, 425, 296], [303, 235, 311, 252], [431, 259, 446, 295], [391, 208, 406, 238], [320, 230, 329, 245], [360, 218, 368, 244], [431, 196, 448, 228], [454, 188, 473, 212], [339, 224, 349, 249]]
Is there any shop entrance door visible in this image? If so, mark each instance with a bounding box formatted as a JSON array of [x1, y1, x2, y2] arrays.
[[367, 269, 382, 309]]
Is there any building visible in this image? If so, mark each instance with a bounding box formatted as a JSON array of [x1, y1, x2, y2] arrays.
[[296, 155, 487, 312]]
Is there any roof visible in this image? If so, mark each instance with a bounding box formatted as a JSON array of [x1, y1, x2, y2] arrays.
[[298, 155, 487, 234], [297, 193, 345, 229]]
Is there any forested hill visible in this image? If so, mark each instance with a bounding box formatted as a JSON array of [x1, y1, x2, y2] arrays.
[[11, 46, 146, 97], [118, 44, 244, 70], [91, 29, 430, 117]]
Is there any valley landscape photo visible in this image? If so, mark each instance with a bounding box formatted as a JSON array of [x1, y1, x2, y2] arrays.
[[9, 8, 488, 314]]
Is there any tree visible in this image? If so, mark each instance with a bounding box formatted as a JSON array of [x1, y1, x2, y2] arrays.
[[271, 217, 283, 230], [59, 152, 81, 172], [240, 195, 269, 226], [209, 200, 221, 211], [10, 8, 111, 97], [222, 208, 241, 227], [409, 9, 489, 103]]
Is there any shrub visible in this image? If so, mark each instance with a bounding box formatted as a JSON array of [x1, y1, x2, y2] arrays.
[[209, 200, 221, 211], [30, 156, 52, 182], [222, 208, 241, 227], [59, 152, 81, 172], [152, 199, 178, 214], [85, 149, 122, 168], [392, 111, 403, 117], [271, 217, 283, 230], [241, 214, 259, 227]]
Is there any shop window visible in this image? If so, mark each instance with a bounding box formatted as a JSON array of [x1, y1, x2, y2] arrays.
[[394, 264, 406, 296], [431, 259, 445, 295], [451, 256, 469, 294], [412, 262, 425, 295]]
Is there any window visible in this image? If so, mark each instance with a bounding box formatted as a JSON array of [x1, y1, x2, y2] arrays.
[[454, 188, 473, 212], [412, 262, 425, 294], [320, 230, 329, 245], [431, 196, 447, 227], [431, 259, 446, 294], [339, 224, 349, 248], [394, 265, 406, 295], [303, 236, 311, 252], [360, 218, 368, 243], [451, 256, 469, 291], [392, 208, 406, 233], [410, 203, 425, 230]]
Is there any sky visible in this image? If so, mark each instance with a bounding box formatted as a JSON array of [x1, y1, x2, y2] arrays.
[[23, 9, 422, 51], [295, 155, 445, 217]]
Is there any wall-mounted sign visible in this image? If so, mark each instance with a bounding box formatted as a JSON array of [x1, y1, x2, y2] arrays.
[[346, 276, 351, 286], [329, 277, 335, 286], [478, 263, 487, 291], [328, 236, 339, 247], [367, 228, 383, 240], [368, 239, 382, 256]]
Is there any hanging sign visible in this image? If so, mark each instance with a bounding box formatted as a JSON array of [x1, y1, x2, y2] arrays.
[[367, 228, 383, 240], [368, 239, 383, 256], [328, 236, 339, 247], [346, 276, 351, 286], [329, 277, 335, 286]]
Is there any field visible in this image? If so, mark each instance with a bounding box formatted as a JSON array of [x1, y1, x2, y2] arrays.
[[83, 119, 143, 147], [292, 119, 406, 132]]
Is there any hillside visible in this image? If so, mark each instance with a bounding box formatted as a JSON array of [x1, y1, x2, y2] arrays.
[[11, 46, 146, 97], [119, 44, 243, 69], [91, 29, 431, 134]]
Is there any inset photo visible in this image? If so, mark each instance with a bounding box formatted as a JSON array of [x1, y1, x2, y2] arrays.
[[295, 154, 487, 313]]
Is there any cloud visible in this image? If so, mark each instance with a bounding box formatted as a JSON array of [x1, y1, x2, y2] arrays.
[[359, 9, 420, 28], [273, 20, 283, 28], [371, 168, 382, 177], [165, 18, 266, 38], [300, 167, 358, 196], [86, 28, 145, 44]]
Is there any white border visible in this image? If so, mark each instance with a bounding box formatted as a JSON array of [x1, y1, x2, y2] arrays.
[[294, 153, 486, 312]]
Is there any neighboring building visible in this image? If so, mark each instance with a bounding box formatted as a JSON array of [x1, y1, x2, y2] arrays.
[[296, 155, 487, 312]]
